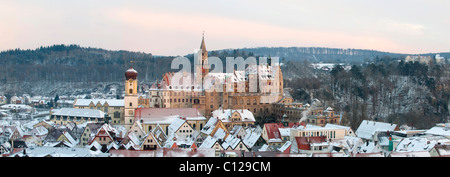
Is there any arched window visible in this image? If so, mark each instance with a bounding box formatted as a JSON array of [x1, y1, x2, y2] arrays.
[[129, 89, 133, 94]]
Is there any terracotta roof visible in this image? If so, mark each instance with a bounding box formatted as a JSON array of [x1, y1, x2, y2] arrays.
[[264, 123, 282, 141], [294, 137, 310, 150], [294, 136, 327, 151]]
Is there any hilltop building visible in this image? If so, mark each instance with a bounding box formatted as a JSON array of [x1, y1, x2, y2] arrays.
[[149, 34, 286, 118]]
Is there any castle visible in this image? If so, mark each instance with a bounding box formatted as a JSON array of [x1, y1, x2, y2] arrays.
[[141, 34, 292, 118]]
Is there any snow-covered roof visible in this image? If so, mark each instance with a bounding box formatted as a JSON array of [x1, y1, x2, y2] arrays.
[[211, 109, 255, 122], [199, 136, 218, 149], [222, 135, 241, 150], [0, 104, 33, 110], [168, 118, 188, 134], [355, 120, 397, 140], [278, 128, 290, 137], [213, 127, 227, 140], [242, 126, 262, 148], [62, 130, 78, 147], [201, 117, 219, 135], [278, 141, 291, 152], [359, 141, 381, 153], [395, 137, 450, 152], [74, 99, 124, 107], [52, 108, 105, 118], [425, 126, 450, 138]]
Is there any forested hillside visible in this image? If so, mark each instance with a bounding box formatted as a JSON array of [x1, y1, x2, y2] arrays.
[[285, 58, 450, 130], [0, 44, 174, 96]]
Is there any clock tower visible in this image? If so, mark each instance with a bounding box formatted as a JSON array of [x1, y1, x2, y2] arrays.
[[124, 66, 138, 130]]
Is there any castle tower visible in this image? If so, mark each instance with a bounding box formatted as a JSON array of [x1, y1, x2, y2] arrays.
[[124, 66, 138, 130]]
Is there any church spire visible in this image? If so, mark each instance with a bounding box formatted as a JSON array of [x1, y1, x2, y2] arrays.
[[200, 31, 207, 54]]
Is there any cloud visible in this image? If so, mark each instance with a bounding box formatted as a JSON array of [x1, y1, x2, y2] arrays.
[[100, 7, 404, 55], [384, 20, 427, 36]]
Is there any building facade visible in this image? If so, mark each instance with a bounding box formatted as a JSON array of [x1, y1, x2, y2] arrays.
[[73, 99, 124, 125], [124, 67, 139, 131], [150, 35, 285, 118], [49, 108, 105, 125]]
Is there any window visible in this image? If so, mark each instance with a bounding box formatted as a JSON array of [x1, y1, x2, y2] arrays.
[[129, 102, 132, 107], [129, 89, 133, 93], [114, 111, 120, 118]]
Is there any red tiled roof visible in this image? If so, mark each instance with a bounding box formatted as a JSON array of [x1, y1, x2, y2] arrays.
[[309, 136, 327, 144], [264, 123, 281, 140], [294, 136, 327, 150], [294, 137, 310, 150]]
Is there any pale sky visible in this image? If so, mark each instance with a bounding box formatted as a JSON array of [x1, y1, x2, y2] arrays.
[[0, 0, 449, 56]]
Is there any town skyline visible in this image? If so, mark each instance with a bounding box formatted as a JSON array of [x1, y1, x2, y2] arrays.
[[1, 0, 450, 56]]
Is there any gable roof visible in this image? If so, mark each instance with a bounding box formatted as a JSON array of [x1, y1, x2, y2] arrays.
[[355, 120, 398, 140], [222, 135, 243, 150], [141, 132, 162, 148], [264, 123, 282, 142], [242, 126, 263, 148], [199, 136, 218, 149], [59, 130, 78, 147], [168, 118, 189, 134], [425, 126, 450, 138], [211, 109, 255, 122], [152, 124, 168, 145], [201, 117, 218, 135]]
